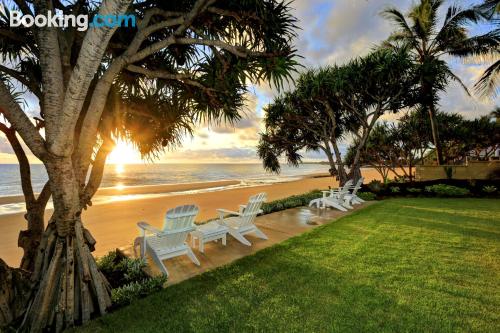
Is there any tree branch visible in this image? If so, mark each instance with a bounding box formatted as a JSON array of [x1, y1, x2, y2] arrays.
[[0, 123, 36, 204], [126, 65, 217, 92], [0, 65, 42, 99], [47, 0, 132, 157], [80, 138, 115, 209], [32, 0, 65, 152], [37, 181, 52, 208], [0, 81, 47, 160], [76, 0, 215, 180]]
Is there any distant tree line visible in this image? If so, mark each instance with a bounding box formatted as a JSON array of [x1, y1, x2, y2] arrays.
[[259, 0, 499, 185], [345, 110, 500, 183]]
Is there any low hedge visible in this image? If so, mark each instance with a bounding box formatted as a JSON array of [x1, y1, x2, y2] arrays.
[[261, 190, 323, 214], [364, 179, 500, 199]]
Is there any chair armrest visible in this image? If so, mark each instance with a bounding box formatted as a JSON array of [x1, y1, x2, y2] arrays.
[[217, 208, 240, 216], [137, 221, 162, 236], [239, 204, 247, 214]]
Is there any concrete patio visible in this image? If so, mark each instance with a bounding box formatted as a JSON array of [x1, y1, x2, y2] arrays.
[[119, 203, 373, 285]]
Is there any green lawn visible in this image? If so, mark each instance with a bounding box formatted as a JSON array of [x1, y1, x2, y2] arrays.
[[75, 199, 500, 333]]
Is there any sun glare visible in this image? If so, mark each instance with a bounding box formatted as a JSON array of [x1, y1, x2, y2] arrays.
[[107, 140, 142, 165], [115, 164, 125, 174]]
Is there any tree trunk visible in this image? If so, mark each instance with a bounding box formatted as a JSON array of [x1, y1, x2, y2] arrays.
[[330, 141, 348, 186], [21, 158, 111, 333], [428, 104, 444, 165], [349, 163, 362, 183], [0, 260, 31, 329], [349, 110, 382, 182], [0, 125, 49, 272], [18, 206, 45, 272], [324, 143, 348, 186]]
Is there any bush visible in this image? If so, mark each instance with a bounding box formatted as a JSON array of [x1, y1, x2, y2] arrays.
[[357, 192, 376, 201], [97, 251, 149, 288], [368, 180, 383, 193], [407, 187, 422, 193], [482, 185, 497, 194], [111, 275, 167, 307], [97, 251, 168, 308], [261, 190, 322, 214], [390, 186, 400, 193], [425, 184, 470, 197]]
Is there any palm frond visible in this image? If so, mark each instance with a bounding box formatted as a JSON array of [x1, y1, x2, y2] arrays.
[[474, 59, 500, 98]]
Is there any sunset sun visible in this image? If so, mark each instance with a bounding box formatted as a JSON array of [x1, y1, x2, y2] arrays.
[[107, 140, 142, 165]]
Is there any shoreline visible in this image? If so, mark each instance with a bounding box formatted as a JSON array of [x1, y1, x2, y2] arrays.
[[0, 169, 384, 267], [0, 173, 330, 206]]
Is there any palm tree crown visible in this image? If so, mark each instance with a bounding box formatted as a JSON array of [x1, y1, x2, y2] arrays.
[[382, 0, 500, 164]]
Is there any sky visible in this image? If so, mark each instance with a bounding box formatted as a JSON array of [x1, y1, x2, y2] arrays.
[[0, 0, 499, 164]]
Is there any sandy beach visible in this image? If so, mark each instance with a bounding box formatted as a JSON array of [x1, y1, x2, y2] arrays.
[[0, 169, 385, 267]]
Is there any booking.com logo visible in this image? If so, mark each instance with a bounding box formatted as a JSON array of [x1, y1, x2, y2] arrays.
[[1, 5, 136, 31]]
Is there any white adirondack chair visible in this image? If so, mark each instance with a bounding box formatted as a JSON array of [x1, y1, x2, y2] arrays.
[[346, 177, 365, 204], [309, 180, 353, 211], [136, 205, 200, 276], [217, 193, 267, 246]]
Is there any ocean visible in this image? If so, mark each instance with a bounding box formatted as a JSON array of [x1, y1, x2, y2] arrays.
[[0, 163, 328, 197]]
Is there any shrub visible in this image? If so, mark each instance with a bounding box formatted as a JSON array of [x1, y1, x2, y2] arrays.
[[407, 187, 422, 193], [111, 275, 167, 307], [425, 184, 470, 197], [97, 251, 168, 307], [482, 185, 497, 194], [390, 186, 400, 193], [261, 190, 322, 214], [368, 180, 383, 193], [97, 251, 149, 289], [357, 192, 376, 201]]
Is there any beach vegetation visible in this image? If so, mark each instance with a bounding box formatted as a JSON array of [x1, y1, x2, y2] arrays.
[[261, 190, 323, 214], [356, 192, 376, 201], [347, 109, 500, 182], [367, 180, 384, 193], [0, 1, 299, 331], [470, 1, 500, 98], [390, 186, 400, 193], [96, 250, 166, 308], [111, 275, 167, 307], [424, 184, 471, 197], [482, 185, 498, 194], [258, 47, 419, 184], [72, 198, 500, 333], [382, 0, 500, 165]]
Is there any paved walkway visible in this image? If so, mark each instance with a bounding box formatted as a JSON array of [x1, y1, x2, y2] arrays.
[[120, 203, 372, 285]]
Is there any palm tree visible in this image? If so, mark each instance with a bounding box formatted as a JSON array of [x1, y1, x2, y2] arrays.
[[473, 0, 500, 98], [382, 0, 500, 165]]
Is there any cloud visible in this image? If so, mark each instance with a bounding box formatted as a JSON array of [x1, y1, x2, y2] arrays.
[[0, 135, 13, 154], [180, 148, 258, 161]]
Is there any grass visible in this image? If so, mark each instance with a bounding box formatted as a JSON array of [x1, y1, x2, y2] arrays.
[[75, 198, 500, 333]]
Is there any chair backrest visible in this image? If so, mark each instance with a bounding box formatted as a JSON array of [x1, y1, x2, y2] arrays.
[[336, 180, 353, 200], [238, 193, 267, 228], [351, 177, 364, 195], [148, 205, 198, 251]]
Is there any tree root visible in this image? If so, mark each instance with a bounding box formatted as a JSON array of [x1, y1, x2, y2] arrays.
[[21, 221, 111, 333]]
